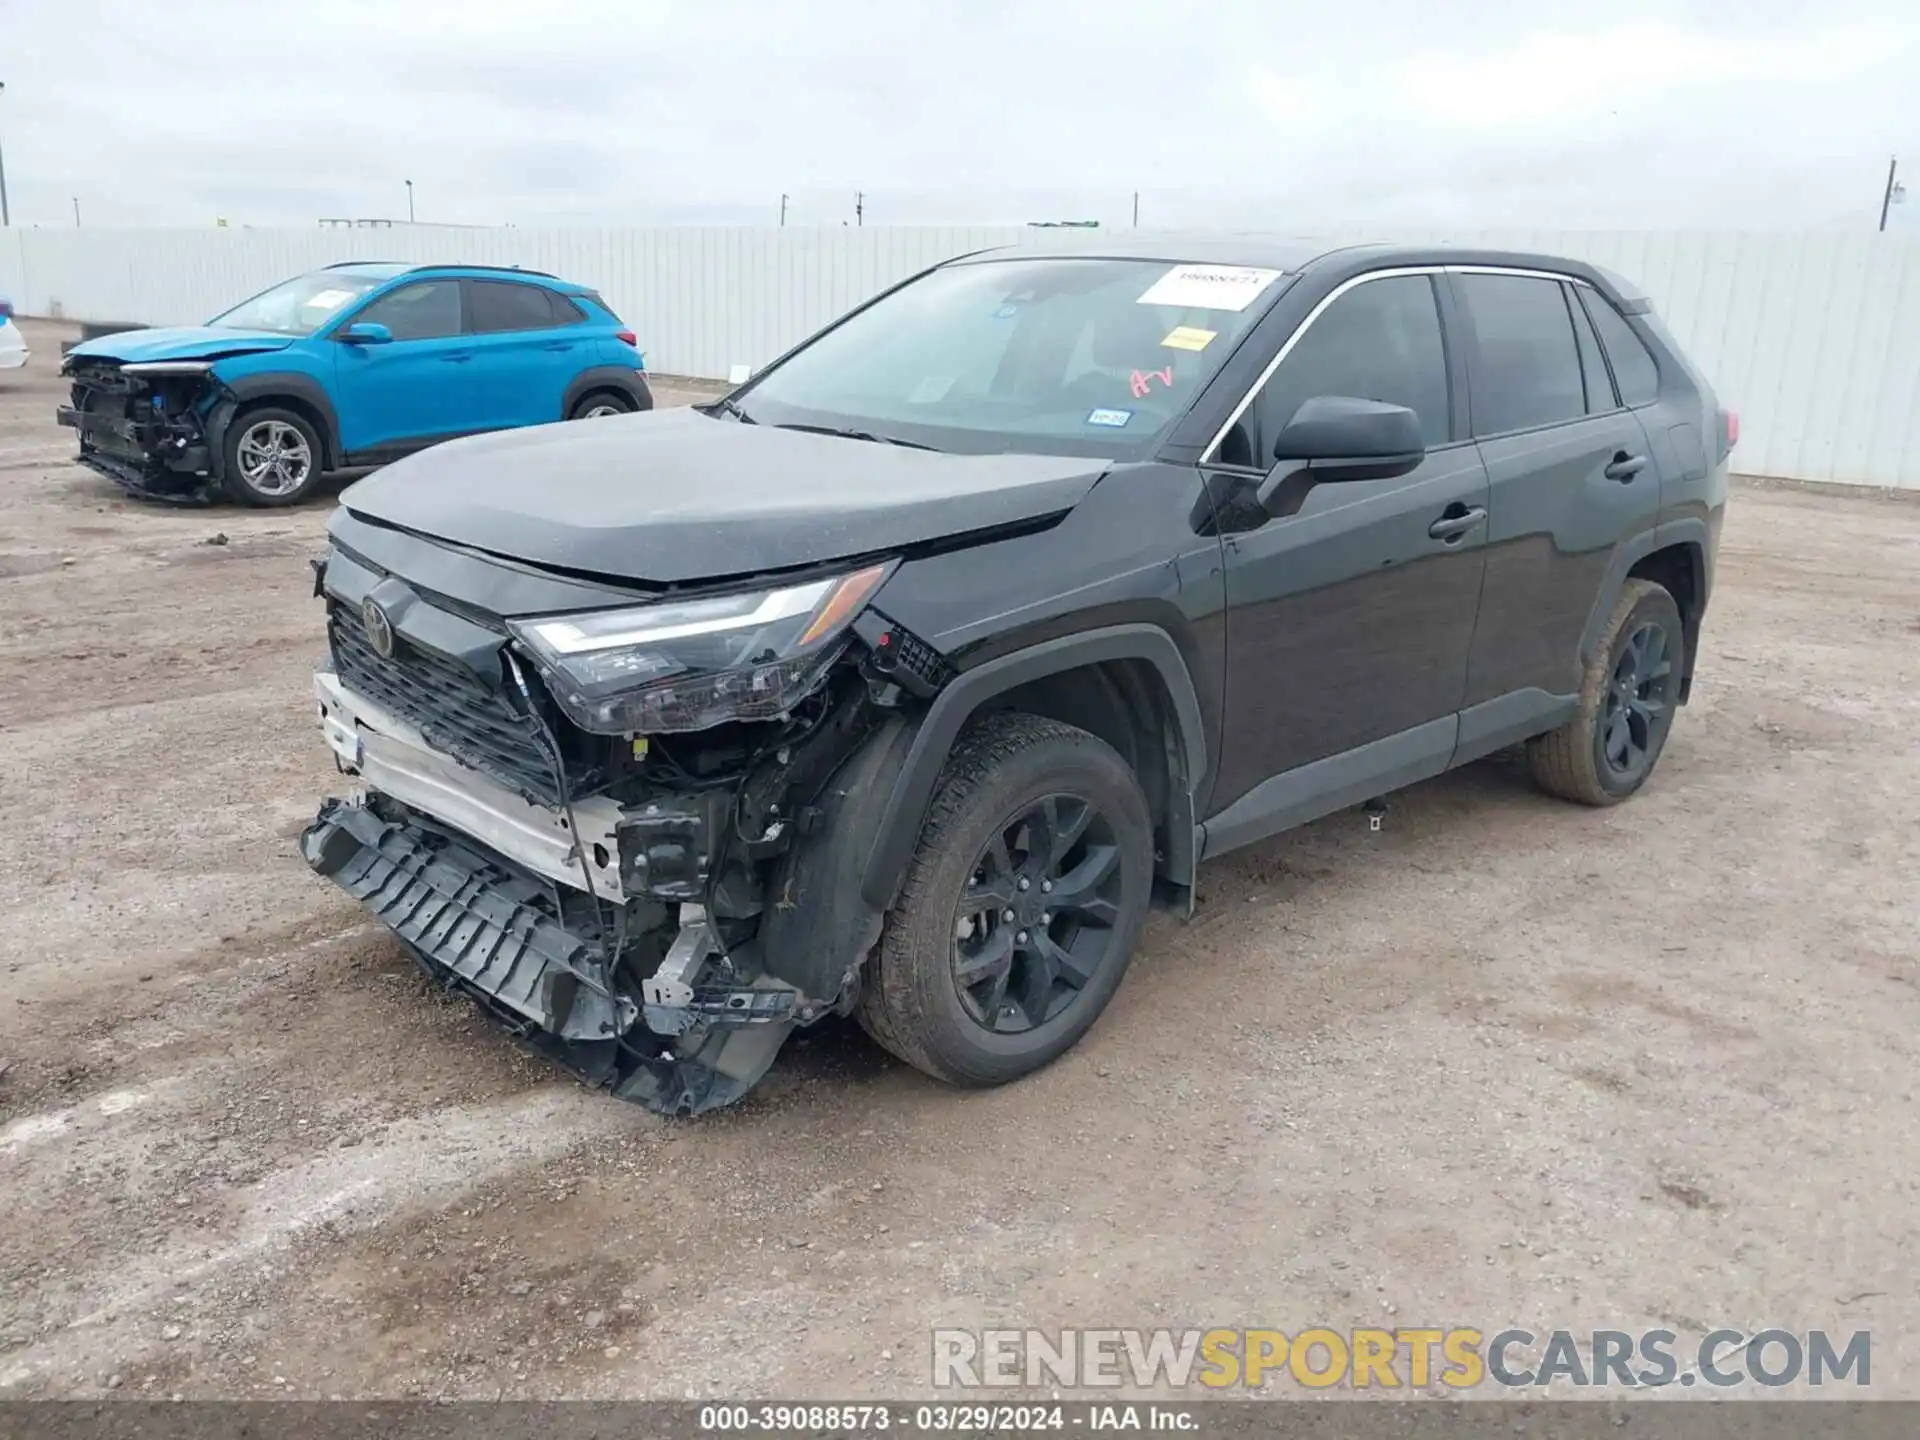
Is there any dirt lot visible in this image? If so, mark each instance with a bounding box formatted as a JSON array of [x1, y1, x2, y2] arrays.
[[0, 316, 1915, 1402]]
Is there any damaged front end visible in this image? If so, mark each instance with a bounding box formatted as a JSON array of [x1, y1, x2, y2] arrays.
[[56, 357, 226, 502], [301, 544, 950, 1115]]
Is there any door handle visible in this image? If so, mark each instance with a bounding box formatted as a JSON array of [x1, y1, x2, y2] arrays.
[[1428, 505, 1487, 542], [542, 341, 574, 352], [1604, 452, 1649, 482]]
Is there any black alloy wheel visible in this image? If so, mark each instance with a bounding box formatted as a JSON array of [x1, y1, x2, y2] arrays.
[[1598, 619, 1673, 783], [951, 794, 1125, 1034]]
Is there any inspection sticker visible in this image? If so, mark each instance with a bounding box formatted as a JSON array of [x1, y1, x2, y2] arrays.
[[1137, 264, 1282, 312], [1086, 408, 1133, 427], [1161, 325, 1218, 352]]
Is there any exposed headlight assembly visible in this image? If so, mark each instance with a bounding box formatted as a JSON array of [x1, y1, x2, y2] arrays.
[[508, 562, 893, 735]]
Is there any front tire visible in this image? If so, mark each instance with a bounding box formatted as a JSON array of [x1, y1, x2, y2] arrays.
[[220, 406, 324, 506], [858, 713, 1154, 1087], [1528, 578, 1685, 805]]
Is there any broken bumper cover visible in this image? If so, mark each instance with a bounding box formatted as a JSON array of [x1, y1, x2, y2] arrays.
[[301, 793, 801, 1116], [56, 404, 214, 503]]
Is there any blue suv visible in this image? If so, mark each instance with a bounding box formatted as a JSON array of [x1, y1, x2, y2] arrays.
[[57, 262, 652, 505]]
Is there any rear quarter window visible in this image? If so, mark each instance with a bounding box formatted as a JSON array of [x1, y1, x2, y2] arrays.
[[1579, 291, 1661, 407]]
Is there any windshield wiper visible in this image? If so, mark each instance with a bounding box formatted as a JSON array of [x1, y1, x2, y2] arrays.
[[709, 396, 757, 424], [774, 422, 936, 451]]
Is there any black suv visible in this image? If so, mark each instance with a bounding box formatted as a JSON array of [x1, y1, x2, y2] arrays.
[[302, 237, 1732, 1115]]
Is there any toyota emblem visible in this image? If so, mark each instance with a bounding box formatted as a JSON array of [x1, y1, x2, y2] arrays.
[[361, 595, 396, 659]]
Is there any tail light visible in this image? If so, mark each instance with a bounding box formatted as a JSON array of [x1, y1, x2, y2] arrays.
[[615, 329, 637, 349], [1723, 409, 1739, 449]]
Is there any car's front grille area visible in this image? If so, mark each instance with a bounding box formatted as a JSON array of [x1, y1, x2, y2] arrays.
[[328, 601, 594, 805]]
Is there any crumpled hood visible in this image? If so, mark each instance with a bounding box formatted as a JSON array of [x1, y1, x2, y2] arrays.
[[65, 326, 297, 363], [339, 408, 1107, 584]]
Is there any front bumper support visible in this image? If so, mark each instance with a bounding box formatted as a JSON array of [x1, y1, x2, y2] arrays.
[[302, 794, 800, 1116], [303, 797, 635, 1042]]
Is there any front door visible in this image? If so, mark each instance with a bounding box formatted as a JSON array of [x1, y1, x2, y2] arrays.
[[330, 279, 472, 460], [1206, 272, 1489, 843]]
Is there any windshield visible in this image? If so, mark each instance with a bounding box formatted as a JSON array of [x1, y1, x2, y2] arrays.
[[208, 271, 390, 336], [737, 256, 1286, 456]]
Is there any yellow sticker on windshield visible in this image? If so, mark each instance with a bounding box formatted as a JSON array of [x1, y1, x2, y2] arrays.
[[1161, 325, 1217, 352]]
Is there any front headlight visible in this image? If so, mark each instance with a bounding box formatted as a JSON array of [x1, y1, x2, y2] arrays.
[[508, 562, 893, 735]]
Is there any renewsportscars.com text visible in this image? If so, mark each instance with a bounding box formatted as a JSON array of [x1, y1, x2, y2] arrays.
[[931, 1327, 1871, 1390]]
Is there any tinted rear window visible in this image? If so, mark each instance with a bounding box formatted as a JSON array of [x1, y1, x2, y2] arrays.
[[469, 280, 559, 333], [1458, 273, 1586, 436]]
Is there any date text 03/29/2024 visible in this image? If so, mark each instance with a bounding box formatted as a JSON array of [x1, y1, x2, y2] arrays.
[[696, 1404, 1194, 1432]]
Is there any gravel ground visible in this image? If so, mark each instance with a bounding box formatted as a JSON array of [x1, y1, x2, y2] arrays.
[[0, 317, 1915, 1402]]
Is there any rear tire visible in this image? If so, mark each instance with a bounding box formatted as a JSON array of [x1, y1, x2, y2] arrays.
[[220, 406, 324, 507], [569, 390, 635, 419], [1527, 579, 1685, 805], [857, 713, 1154, 1087]]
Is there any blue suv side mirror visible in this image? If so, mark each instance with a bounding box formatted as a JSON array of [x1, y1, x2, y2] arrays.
[[339, 321, 393, 345]]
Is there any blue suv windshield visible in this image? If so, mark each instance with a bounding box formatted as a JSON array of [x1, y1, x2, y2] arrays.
[[738, 256, 1285, 456], [209, 272, 391, 336]]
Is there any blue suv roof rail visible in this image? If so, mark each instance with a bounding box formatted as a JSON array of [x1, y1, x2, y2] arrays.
[[403, 263, 560, 280], [318, 260, 560, 280]]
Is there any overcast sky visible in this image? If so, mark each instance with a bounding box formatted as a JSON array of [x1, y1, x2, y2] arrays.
[[3, 0, 1915, 231]]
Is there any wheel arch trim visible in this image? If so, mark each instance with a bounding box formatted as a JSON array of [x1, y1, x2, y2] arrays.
[[563, 366, 654, 416], [858, 624, 1207, 911], [211, 372, 342, 472], [1580, 518, 1708, 670]]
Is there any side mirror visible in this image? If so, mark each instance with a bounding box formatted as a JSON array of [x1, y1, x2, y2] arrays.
[[1257, 396, 1425, 516], [339, 321, 393, 345]]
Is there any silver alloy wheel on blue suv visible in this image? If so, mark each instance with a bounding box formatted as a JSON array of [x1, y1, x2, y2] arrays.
[[222, 408, 324, 506]]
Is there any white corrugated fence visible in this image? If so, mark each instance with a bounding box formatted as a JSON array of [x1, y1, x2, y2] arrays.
[[3, 226, 1916, 489]]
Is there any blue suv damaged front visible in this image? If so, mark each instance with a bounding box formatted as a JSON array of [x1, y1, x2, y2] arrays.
[[53, 267, 396, 501]]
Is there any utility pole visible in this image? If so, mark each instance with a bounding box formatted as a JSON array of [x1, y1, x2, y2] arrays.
[[1132, 191, 1139, 227], [0, 81, 11, 228], [1879, 156, 1900, 233], [855, 191, 863, 227], [405, 179, 415, 224], [779, 193, 788, 227]]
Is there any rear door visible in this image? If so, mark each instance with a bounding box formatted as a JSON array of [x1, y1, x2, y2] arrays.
[[329, 279, 472, 459], [1452, 269, 1662, 758], [465, 279, 578, 430]]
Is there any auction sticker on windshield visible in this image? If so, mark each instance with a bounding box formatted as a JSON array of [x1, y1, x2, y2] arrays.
[[303, 288, 356, 312], [1137, 265, 1282, 312], [1161, 325, 1217, 351]]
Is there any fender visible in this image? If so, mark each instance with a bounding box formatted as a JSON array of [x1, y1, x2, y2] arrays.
[[1578, 517, 1710, 674], [858, 624, 1208, 912], [563, 367, 655, 417], [209, 371, 344, 472]]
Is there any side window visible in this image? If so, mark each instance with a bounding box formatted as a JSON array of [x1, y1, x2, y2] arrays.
[[1243, 275, 1451, 459], [469, 280, 559, 333], [551, 293, 586, 324], [1566, 283, 1616, 413], [354, 281, 462, 342], [1457, 273, 1586, 436], [1579, 291, 1660, 407]]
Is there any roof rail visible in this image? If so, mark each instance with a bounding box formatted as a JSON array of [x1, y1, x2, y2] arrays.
[[323, 259, 405, 269], [403, 262, 559, 279]]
